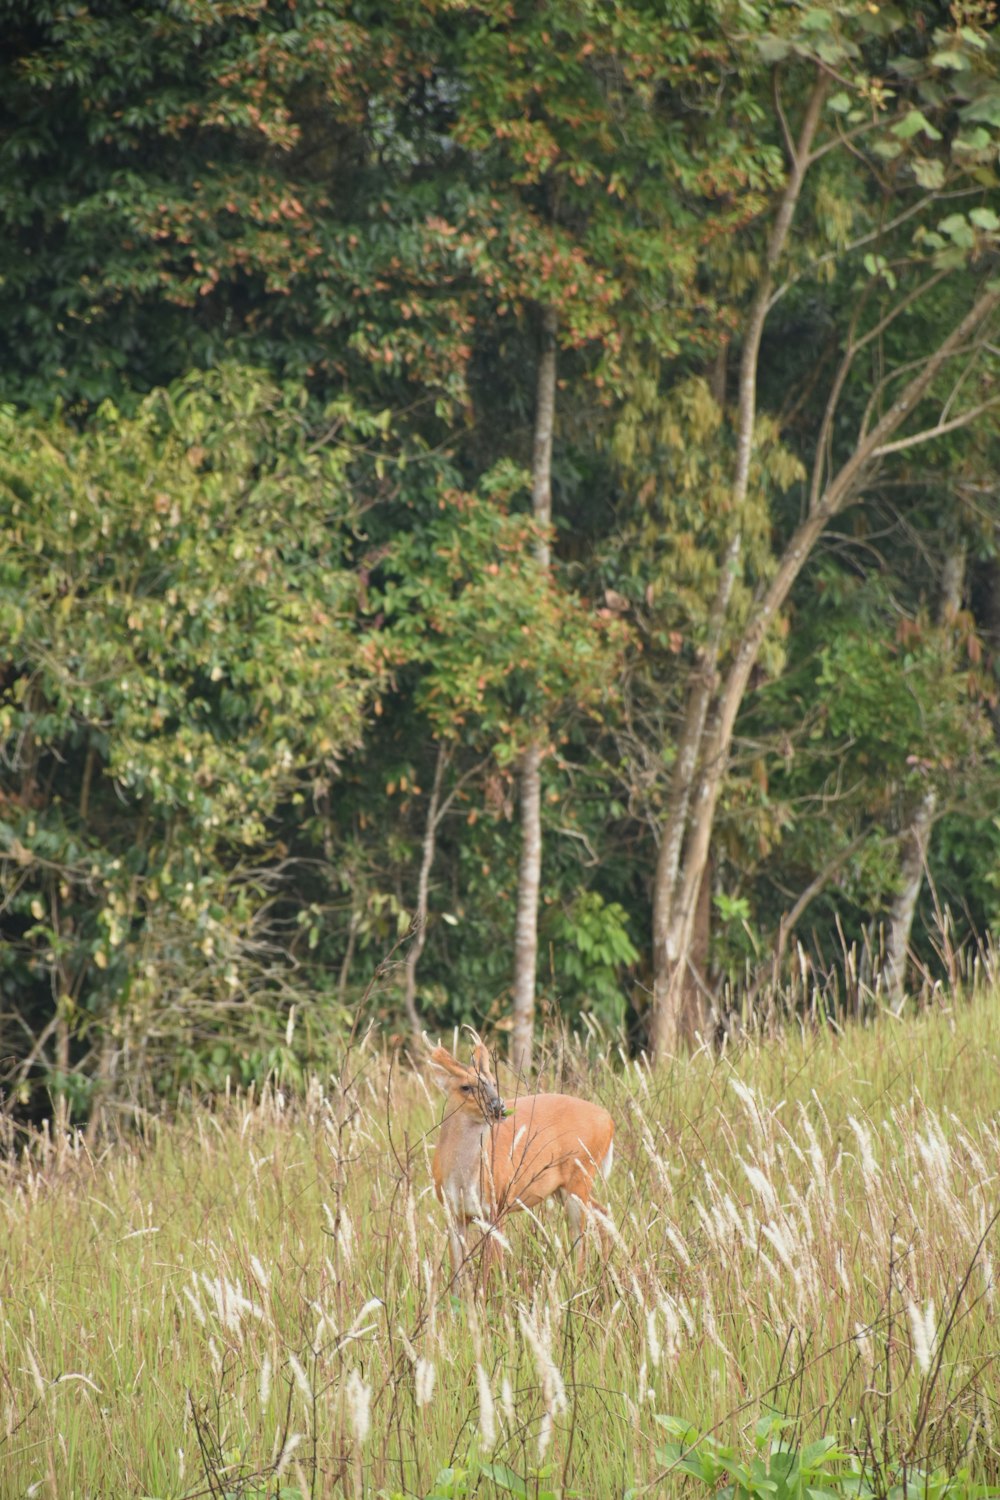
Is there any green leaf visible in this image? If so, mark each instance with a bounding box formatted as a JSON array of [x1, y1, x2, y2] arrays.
[[912, 157, 946, 189], [961, 94, 1000, 126], [757, 36, 791, 63], [814, 37, 854, 65], [654, 1415, 703, 1444], [480, 1464, 528, 1497], [954, 127, 993, 153], [969, 207, 1000, 231], [892, 110, 942, 141], [425, 1468, 468, 1500], [939, 213, 976, 247], [858, 4, 905, 35], [800, 1438, 841, 1469], [931, 49, 970, 70]]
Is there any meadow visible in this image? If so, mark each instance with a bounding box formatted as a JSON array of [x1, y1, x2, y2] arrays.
[[2, 994, 1000, 1500]]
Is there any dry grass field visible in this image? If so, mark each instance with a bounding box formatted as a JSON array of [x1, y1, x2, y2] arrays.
[[3, 993, 1000, 1498]]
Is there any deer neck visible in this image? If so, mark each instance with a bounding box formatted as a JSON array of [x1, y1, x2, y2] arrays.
[[438, 1103, 492, 1221]]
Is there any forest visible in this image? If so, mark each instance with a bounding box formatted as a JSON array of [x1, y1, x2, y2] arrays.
[[2, 0, 1000, 1118]]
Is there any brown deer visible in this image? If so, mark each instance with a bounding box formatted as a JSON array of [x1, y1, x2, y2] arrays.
[[428, 1042, 614, 1281]]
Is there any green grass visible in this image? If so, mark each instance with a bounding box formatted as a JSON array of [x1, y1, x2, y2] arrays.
[[3, 994, 1000, 1498]]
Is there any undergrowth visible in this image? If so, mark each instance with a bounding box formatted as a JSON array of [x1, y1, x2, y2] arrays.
[[2, 992, 1000, 1497]]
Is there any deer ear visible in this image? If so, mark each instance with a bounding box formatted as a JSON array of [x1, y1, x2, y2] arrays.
[[428, 1046, 462, 1092]]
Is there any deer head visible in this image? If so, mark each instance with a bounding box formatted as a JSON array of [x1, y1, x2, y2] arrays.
[[428, 1043, 509, 1123]]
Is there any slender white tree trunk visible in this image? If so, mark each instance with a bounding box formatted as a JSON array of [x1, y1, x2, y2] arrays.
[[884, 545, 965, 1010], [511, 305, 557, 1079], [511, 741, 543, 1075], [530, 305, 557, 570], [884, 788, 937, 1011], [403, 742, 450, 1035]]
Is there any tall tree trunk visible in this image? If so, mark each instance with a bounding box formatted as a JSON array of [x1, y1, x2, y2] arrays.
[[884, 545, 965, 1010], [511, 741, 542, 1075], [403, 742, 450, 1036], [511, 305, 557, 1079], [884, 787, 937, 1011]]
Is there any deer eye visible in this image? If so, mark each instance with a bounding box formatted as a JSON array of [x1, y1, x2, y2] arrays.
[[461, 1084, 474, 1094]]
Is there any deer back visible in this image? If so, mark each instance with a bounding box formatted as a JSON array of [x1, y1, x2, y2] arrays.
[[484, 1092, 614, 1215]]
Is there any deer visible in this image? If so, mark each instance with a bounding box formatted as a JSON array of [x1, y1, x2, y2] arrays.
[[428, 1041, 614, 1283]]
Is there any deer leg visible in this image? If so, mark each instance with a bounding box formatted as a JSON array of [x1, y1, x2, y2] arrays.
[[479, 1220, 504, 1291], [447, 1219, 468, 1287], [560, 1190, 589, 1274]]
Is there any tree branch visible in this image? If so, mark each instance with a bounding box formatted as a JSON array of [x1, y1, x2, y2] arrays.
[[871, 395, 1000, 458], [773, 831, 869, 976], [403, 742, 451, 1035]]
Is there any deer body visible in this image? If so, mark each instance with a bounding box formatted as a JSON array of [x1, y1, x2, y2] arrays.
[[429, 1044, 614, 1279]]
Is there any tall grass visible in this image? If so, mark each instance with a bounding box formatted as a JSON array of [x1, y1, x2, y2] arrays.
[[2, 994, 1000, 1498]]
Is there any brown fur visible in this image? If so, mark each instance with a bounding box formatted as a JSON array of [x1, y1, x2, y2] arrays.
[[429, 1045, 614, 1282]]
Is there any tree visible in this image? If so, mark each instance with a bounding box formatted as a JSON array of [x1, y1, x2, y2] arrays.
[[0, 0, 768, 1067], [4, 0, 999, 1088], [430, 0, 776, 1063], [0, 367, 379, 1115], [625, 2, 1000, 1053], [511, 307, 557, 1077]]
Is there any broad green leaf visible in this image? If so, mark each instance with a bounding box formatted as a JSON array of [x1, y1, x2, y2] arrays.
[[654, 1415, 702, 1442], [931, 49, 970, 70], [912, 157, 946, 189], [480, 1463, 528, 1497], [800, 7, 833, 29], [800, 1438, 842, 1468], [892, 109, 942, 141], [954, 126, 993, 153], [757, 36, 791, 62], [939, 213, 975, 247], [961, 94, 1000, 126]]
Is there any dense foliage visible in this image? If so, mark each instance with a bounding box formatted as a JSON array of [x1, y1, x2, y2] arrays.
[[1, 0, 999, 1111]]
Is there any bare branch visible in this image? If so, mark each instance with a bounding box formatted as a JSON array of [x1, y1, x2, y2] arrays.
[[938, 349, 985, 427], [808, 110, 899, 165], [810, 293, 870, 511], [853, 268, 950, 358], [774, 831, 869, 975], [773, 70, 796, 162], [433, 756, 490, 830], [871, 395, 1000, 458], [675, 283, 1000, 937], [858, 334, 990, 441]]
